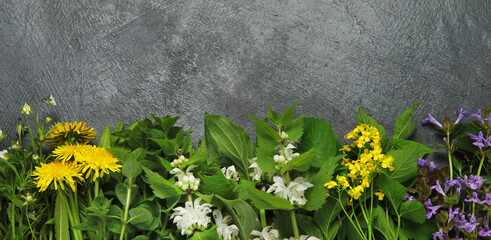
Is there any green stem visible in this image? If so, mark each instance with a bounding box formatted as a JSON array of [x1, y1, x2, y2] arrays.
[[473, 153, 486, 217], [119, 178, 133, 240], [358, 198, 371, 240], [446, 132, 453, 181], [260, 209, 267, 229], [11, 201, 15, 239], [290, 210, 300, 240], [26, 207, 37, 240], [94, 180, 99, 199], [67, 191, 83, 240], [337, 196, 366, 239], [24, 113, 36, 154]]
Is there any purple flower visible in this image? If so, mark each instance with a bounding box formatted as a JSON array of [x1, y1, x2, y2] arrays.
[[447, 178, 463, 195], [404, 194, 416, 202], [478, 216, 491, 237], [448, 207, 460, 223], [481, 193, 491, 205], [464, 191, 481, 204], [422, 113, 443, 128], [454, 108, 473, 124], [455, 213, 480, 233], [431, 180, 447, 196], [462, 175, 486, 190], [485, 112, 491, 126], [433, 229, 447, 240], [425, 199, 441, 219], [417, 158, 439, 171], [467, 131, 491, 150], [471, 109, 484, 124]]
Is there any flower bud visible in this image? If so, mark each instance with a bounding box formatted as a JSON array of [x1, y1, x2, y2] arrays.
[[45, 117, 52, 124], [32, 154, 39, 160]]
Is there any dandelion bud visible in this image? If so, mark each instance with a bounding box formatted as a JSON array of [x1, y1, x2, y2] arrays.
[[26, 193, 33, 203]]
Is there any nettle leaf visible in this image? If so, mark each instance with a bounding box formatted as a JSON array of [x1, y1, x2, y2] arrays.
[[375, 174, 406, 210], [393, 102, 422, 140], [401, 219, 437, 240], [296, 214, 323, 239], [388, 147, 419, 183], [246, 186, 293, 210], [356, 106, 387, 144], [188, 225, 218, 240], [143, 168, 182, 199], [255, 137, 278, 173], [214, 195, 260, 240], [128, 124, 145, 148], [314, 197, 344, 239], [199, 170, 234, 199], [122, 159, 142, 179], [387, 139, 437, 158], [303, 173, 329, 211], [151, 138, 178, 156], [399, 200, 426, 224], [248, 114, 282, 142], [281, 148, 316, 174], [129, 207, 153, 224], [284, 114, 307, 141], [279, 101, 300, 127], [373, 205, 397, 240], [205, 114, 254, 178], [299, 118, 339, 167], [150, 114, 180, 136], [267, 104, 281, 126]]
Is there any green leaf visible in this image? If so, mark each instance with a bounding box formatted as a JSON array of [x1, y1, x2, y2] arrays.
[[150, 138, 178, 156], [387, 139, 437, 158], [399, 200, 426, 224], [267, 104, 280, 126], [107, 219, 122, 234], [199, 170, 234, 199], [73, 218, 99, 231], [122, 159, 142, 179], [214, 196, 260, 240], [303, 170, 330, 211], [246, 186, 293, 210], [299, 118, 339, 167], [281, 148, 316, 174], [129, 207, 153, 224], [188, 226, 218, 240], [388, 147, 420, 183], [55, 192, 70, 240], [98, 124, 112, 148], [279, 101, 300, 127], [128, 123, 144, 148], [115, 183, 138, 206], [373, 205, 397, 240], [132, 236, 149, 240], [151, 114, 180, 136], [356, 106, 387, 144], [401, 219, 437, 240], [273, 210, 293, 238], [254, 137, 278, 173], [297, 214, 323, 239], [375, 174, 406, 209], [143, 168, 182, 199], [314, 197, 343, 238], [393, 102, 422, 140], [248, 114, 282, 141], [205, 114, 254, 178], [284, 114, 307, 141]]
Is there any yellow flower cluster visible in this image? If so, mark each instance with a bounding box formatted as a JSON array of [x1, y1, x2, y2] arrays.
[[32, 122, 121, 192], [325, 124, 394, 200]]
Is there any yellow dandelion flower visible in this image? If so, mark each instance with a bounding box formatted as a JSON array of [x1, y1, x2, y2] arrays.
[[324, 181, 338, 189], [75, 145, 121, 181], [375, 191, 385, 200], [46, 121, 97, 146], [52, 144, 85, 162], [32, 161, 84, 192]]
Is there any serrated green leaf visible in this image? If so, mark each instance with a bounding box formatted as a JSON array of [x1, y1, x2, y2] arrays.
[[373, 205, 397, 240], [143, 168, 182, 199], [388, 147, 419, 183], [214, 196, 260, 240], [284, 114, 306, 141], [375, 174, 406, 209], [150, 138, 178, 156], [122, 159, 142, 179], [246, 186, 293, 210], [357, 106, 387, 144], [199, 170, 234, 199], [399, 200, 426, 223], [248, 114, 282, 141], [267, 105, 280, 126], [303, 170, 330, 211], [387, 139, 437, 158], [188, 226, 218, 240], [401, 219, 437, 240], [129, 207, 153, 224], [128, 124, 144, 148], [314, 197, 343, 238], [299, 118, 339, 167], [279, 101, 301, 127], [98, 124, 112, 148], [55, 192, 70, 240], [281, 148, 316, 174], [254, 137, 278, 173], [394, 103, 422, 140], [205, 114, 254, 178]]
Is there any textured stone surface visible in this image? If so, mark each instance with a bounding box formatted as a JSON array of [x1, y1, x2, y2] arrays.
[[1, 1, 490, 163]]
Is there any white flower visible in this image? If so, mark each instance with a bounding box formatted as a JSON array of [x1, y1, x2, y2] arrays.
[[170, 166, 200, 191], [46, 95, 57, 106], [170, 198, 212, 236], [266, 176, 313, 206], [221, 166, 240, 182], [0, 130, 5, 141], [0, 150, 8, 159], [22, 102, 32, 115], [171, 155, 188, 167], [274, 144, 300, 169], [251, 226, 279, 240], [249, 157, 263, 181], [213, 210, 239, 240], [280, 131, 288, 140], [283, 235, 320, 240]]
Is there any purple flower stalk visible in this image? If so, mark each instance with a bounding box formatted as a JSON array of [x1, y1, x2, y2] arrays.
[[455, 213, 480, 233], [431, 180, 447, 196], [448, 207, 460, 223], [464, 191, 481, 204], [446, 178, 463, 196], [418, 158, 438, 171], [461, 175, 486, 190], [422, 113, 443, 128], [481, 193, 491, 205], [454, 108, 473, 124]]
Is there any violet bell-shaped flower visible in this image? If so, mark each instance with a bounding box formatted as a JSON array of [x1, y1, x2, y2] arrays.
[[425, 198, 441, 219], [478, 216, 491, 237], [467, 131, 491, 150], [421, 113, 443, 128]]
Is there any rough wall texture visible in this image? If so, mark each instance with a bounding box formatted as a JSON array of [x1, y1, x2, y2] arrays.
[[1, 1, 490, 162]]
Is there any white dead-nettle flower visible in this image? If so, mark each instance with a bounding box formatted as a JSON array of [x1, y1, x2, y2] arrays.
[[267, 176, 313, 206], [280, 131, 289, 140], [46, 95, 57, 106], [213, 210, 239, 240], [0, 150, 8, 159], [22, 102, 32, 115], [249, 157, 263, 181], [170, 198, 212, 236], [251, 226, 279, 240], [171, 155, 188, 168], [170, 166, 200, 191], [283, 235, 321, 240], [221, 165, 240, 182], [274, 144, 300, 169]]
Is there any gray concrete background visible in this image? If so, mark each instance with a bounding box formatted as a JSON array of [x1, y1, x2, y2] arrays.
[[1, 1, 490, 162]]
